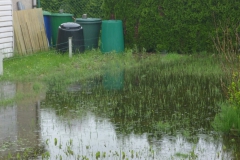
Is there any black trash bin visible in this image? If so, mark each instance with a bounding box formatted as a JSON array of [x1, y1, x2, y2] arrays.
[[57, 22, 85, 53]]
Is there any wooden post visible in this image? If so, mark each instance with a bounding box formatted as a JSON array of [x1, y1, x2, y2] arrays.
[[0, 52, 3, 75], [69, 37, 72, 58]]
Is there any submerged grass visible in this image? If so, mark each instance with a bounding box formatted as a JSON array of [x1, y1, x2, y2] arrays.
[[0, 50, 191, 105], [43, 52, 226, 135], [36, 51, 233, 159], [1, 50, 233, 159]]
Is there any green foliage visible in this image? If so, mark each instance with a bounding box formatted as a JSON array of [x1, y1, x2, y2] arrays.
[[40, 0, 240, 53], [102, 0, 240, 53], [212, 104, 240, 136], [175, 152, 188, 159], [40, 0, 103, 18], [212, 71, 240, 136], [154, 121, 171, 132], [228, 73, 240, 109], [95, 151, 100, 159]]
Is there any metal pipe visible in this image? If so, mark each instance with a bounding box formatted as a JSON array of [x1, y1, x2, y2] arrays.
[[69, 37, 72, 58], [33, 0, 37, 8], [17, 1, 25, 10]]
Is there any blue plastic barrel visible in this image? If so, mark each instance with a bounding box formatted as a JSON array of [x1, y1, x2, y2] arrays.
[[43, 11, 52, 46]]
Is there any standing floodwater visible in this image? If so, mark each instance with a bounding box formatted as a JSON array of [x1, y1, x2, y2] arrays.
[[0, 57, 240, 159]]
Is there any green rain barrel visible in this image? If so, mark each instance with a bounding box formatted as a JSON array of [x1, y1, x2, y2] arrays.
[[50, 13, 73, 46], [101, 20, 124, 53], [76, 18, 102, 50]]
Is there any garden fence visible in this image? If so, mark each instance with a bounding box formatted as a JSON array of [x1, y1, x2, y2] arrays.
[[40, 0, 104, 19]]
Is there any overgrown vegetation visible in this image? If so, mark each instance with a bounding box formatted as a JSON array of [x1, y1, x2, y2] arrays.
[[37, 53, 232, 159], [0, 49, 158, 104], [102, 0, 240, 53], [39, 0, 240, 53], [212, 22, 240, 136], [40, 0, 103, 18], [1, 49, 239, 158]]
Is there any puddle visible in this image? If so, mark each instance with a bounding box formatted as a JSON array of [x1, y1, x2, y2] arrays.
[[0, 82, 16, 100], [0, 60, 240, 159], [38, 107, 232, 160]]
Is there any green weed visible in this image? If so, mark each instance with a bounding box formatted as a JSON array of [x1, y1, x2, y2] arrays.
[[212, 103, 240, 136]]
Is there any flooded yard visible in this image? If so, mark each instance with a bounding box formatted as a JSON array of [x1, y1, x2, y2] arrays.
[[0, 56, 240, 159]]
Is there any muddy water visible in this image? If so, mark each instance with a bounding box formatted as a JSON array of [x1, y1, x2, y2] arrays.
[[1, 61, 240, 159]]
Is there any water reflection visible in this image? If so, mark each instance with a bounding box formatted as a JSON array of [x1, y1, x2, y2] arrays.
[[0, 103, 40, 158], [39, 107, 233, 160], [0, 81, 16, 100], [103, 67, 124, 90], [1, 60, 240, 159], [0, 83, 42, 159], [0, 105, 17, 146]]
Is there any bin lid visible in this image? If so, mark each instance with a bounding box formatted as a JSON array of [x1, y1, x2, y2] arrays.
[[102, 20, 122, 24], [43, 11, 51, 16], [76, 18, 102, 23], [51, 13, 73, 17], [60, 22, 81, 29]]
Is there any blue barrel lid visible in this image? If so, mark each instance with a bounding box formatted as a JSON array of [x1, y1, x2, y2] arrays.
[[60, 22, 81, 29]]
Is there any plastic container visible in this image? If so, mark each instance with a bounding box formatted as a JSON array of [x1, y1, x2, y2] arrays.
[[43, 11, 52, 46], [101, 20, 124, 53], [50, 13, 73, 46], [56, 22, 84, 53], [76, 18, 102, 50]]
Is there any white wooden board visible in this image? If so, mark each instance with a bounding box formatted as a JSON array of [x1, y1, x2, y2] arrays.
[[0, 16, 12, 22], [0, 37, 13, 44], [0, 47, 13, 53], [0, 5, 12, 11], [0, 26, 13, 33], [0, 32, 13, 39], [0, 42, 13, 49], [0, 1, 12, 5], [0, 11, 12, 16], [0, 21, 12, 27]]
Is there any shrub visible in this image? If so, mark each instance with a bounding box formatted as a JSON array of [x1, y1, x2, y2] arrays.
[[102, 0, 240, 53], [212, 103, 240, 136]]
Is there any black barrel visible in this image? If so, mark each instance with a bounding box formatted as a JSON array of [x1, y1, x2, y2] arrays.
[[56, 22, 85, 53]]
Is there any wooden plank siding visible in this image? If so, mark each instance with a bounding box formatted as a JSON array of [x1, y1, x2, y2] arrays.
[[0, 0, 14, 58]]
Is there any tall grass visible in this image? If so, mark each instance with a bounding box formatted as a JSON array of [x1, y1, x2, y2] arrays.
[[1, 50, 231, 159], [212, 103, 240, 136], [212, 22, 240, 136], [43, 53, 225, 136]]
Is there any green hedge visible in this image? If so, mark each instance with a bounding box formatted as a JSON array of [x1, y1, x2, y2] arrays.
[[102, 0, 240, 53], [40, 0, 103, 18]]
